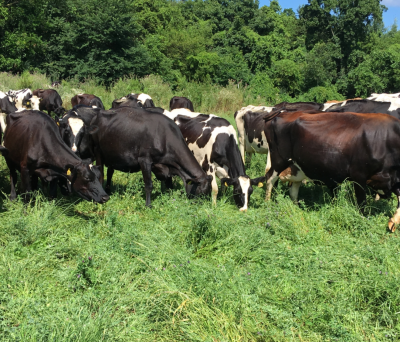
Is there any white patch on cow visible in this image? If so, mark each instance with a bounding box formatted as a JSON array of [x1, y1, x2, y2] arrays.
[[166, 108, 202, 121], [0, 91, 6, 99], [0, 113, 6, 133], [89, 164, 93, 170], [92, 106, 97, 109], [238, 176, 251, 211], [340, 101, 348, 106], [388, 99, 400, 112], [281, 162, 309, 203], [30, 95, 40, 110], [137, 93, 152, 105], [322, 103, 338, 111], [8, 89, 32, 110], [68, 117, 84, 152]]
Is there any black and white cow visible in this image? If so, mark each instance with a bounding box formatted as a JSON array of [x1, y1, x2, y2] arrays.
[[56, 108, 94, 161], [6, 88, 33, 110], [328, 99, 400, 119], [127, 93, 155, 108], [32, 89, 65, 116], [166, 107, 263, 211], [0, 91, 18, 134]]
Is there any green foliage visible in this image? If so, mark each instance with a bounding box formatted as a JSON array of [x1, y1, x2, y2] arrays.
[[0, 0, 399, 97]]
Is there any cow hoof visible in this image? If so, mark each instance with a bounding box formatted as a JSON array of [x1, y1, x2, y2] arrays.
[[239, 208, 247, 212], [388, 219, 397, 233], [146, 204, 152, 209]]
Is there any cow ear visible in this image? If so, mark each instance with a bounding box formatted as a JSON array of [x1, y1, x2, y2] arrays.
[[221, 178, 234, 187], [87, 125, 99, 134], [250, 176, 265, 187]]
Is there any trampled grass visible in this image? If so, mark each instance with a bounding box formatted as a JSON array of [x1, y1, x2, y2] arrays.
[[0, 73, 400, 341]]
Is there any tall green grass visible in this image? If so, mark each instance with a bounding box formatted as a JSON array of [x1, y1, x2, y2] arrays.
[[0, 72, 341, 115], [0, 73, 399, 341]]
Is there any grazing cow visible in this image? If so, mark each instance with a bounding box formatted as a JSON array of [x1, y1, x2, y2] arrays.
[[263, 110, 400, 231], [166, 108, 263, 211], [328, 99, 400, 119], [111, 97, 143, 109], [126, 93, 155, 108], [71, 94, 104, 109], [273, 101, 323, 112], [3, 110, 109, 203], [234, 105, 275, 163], [170, 96, 194, 112], [73, 106, 213, 207], [51, 81, 61, 88], [0, 91, 18, 134], [6, 89, 33, 110], [32, 89, 65, 116]]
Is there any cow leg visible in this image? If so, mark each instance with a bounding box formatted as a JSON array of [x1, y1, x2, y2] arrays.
[[9, 166, 18, 201], [20, 166, 32, 202], [31, 174, 39, 191], [105, 167, 114, 193], [289, 181, 301, 203], [49, 179, 58, 199], [211, 176, 218, 206], [354, 183, 366, 209], [265, 169, 279, 201], [138, 158, 153, 208], [239, 139, 245, 163]]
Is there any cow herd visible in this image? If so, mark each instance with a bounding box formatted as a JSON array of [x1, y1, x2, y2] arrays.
[[1, 87, 400, 232]]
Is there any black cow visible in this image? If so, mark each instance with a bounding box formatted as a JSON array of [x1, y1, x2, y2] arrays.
[[273, 101, 323, 112], [170, 96, 194, 112], [263, 110, 400, 232], [71, 94, 105, 109], [32, 89, 65, 116], [3, 110, 109, 203], [328, 99, 400, 119], [73, 106, 212, 207]]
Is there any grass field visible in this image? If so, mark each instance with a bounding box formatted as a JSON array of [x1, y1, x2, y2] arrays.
[[0, 73, 400, 341]]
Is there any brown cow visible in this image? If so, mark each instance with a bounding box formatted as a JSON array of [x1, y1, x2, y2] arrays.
[[71, 94, 104, 109]]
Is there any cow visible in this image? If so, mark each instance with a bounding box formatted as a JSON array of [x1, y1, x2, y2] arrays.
[[71, 94, 105, 109], [32, 89, 65, 116], [111, 96, 143, 109], [3, 110, 109, 203], [170, 96, 194, 112], [6, 88, 33, 111], [51, 81, 61, 88], [165, 107, 263, 210], [234, 105, 275, 163], [328, 99, 400, 119], [72, 106, 213, 207], [55, 108, 95, 161], [126, 93, 155, 108], [273, 101, 323, 112], [263, 110, 400, 232], [0, 91, 18, 134], [368, 93, 400, 101]]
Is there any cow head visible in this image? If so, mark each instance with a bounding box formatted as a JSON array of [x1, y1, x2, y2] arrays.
[[66, 163, 109, 203], [185, 175, 213, 198], [221, 176, 265, 211]]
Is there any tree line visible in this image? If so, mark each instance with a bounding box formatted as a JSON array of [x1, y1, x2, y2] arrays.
[[0, 0, 399, 101]]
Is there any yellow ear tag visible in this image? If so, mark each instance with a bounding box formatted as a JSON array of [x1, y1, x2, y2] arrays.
[[224, 182, 228, 187], [67, 168, 71, 176], [26, 101, 30, 105], [57, 122, 60, 126], [258, 182, 264, 188]]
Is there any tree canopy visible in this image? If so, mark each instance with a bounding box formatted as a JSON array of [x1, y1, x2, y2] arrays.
[[0, 0, 398, 99]]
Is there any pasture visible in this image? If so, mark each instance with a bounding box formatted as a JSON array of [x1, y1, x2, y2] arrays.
[[0, 73, 399, 341]]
